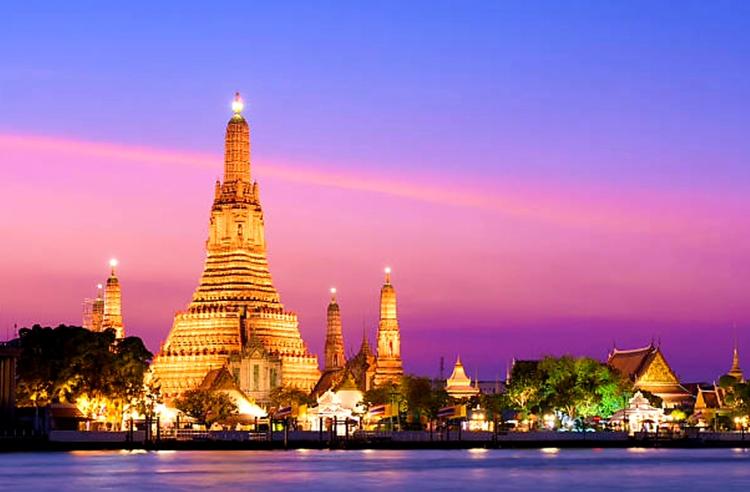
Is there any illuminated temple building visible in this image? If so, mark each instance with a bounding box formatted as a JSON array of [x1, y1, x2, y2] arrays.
[[82, 259, 125, 339], [312, 269, 404, 397], [151, 94, 320, 401], [607, 343, 692, 408], [445, 356, 479, 399]]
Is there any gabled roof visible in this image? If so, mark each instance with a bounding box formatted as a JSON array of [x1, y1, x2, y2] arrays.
[[695, 386, 722, 409], [607, 345, 657, 381], [199, 366, 241, 392]]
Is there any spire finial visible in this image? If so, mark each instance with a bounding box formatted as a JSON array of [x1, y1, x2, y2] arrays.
[[330, 287, 337, 302], [109, 258, 118, 275], [384, 266, 392, 284], [231, 92, 244, 115]]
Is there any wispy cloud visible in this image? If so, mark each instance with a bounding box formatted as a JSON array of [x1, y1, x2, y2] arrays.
[[0, 133, 744, 240]]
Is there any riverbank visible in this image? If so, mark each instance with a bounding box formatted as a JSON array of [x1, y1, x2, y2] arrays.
[[3, 430, 750, 452]]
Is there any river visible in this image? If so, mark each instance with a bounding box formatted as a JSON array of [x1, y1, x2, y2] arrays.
[[2, 448, 750, 491]]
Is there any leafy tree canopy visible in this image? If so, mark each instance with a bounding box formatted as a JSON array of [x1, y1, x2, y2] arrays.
[[175, 389, 237, 426]]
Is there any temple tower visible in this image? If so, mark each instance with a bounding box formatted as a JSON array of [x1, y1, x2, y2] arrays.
[[102, 259, 124, 339], [728, 340, 744, 381], [83, 283, 105, 332], [324, 288, 346, 371], [151, 93, 320, 400], [374, 267, 403, 386]]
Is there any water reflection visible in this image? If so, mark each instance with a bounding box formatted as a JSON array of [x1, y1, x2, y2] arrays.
[[1, 449, 750, 491]]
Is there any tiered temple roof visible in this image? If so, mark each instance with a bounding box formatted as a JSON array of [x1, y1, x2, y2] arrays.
[[445, 356, 479, 399]]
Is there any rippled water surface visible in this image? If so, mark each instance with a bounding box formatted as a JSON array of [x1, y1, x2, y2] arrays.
[[2, 448, 750, 491]]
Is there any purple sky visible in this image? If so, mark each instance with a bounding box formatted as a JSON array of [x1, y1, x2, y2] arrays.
[[1, 2, 749, 381]]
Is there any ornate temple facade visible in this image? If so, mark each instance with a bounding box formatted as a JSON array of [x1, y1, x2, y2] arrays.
[[151, 94, 319, 401], [83, 259, 124, 339], [607, 343, 692, 408]]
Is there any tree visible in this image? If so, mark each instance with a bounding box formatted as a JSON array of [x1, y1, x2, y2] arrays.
[[14, 324, 153, 426], [401, 376, 432, 422], [268, 385, 313, 410], [363, 380, 400, 408], [175, 389, 237, 427], [505, 360, 543, 416], [540, 356, 631, 420]]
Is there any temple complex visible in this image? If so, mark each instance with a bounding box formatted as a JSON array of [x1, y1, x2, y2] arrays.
[[607, 343, 692, 408], [373, 268, 404, 386], [445, 356, 479, 399], [151, 93, 320, 401]]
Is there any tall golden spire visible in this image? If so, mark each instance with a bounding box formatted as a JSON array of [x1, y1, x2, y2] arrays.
[[102, 258, 124, 339], [379, 267, 397, 321], [224, 92, 251, 184], [374, 267, 403, 386], [324, 287, 346, 371]]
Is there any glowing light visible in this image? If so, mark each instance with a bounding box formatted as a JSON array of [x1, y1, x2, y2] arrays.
[[330, 287, 337, 295], [231, 92, 244, 114], [627, 447, 649, 453], [97, 283, 103, 289], [540, 447, 560, 454], [468, 448, 488, 454], [235, 396, 267, 418], [109, 258, 118, 269], [384, 266, 392, 274]]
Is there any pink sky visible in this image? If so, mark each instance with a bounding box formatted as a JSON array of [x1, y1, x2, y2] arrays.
[[1, 132, 748, 381]]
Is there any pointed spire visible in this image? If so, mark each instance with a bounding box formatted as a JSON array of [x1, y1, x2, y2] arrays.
[[359, 325, 372, 356], [224, 92, 251, 184], [324, 287, 345, 371], [384, 266, 391, 284], [729, 334, 743, 381], [103, 259, 124, 339]]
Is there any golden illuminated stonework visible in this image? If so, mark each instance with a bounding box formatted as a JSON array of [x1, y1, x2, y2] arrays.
[[324, 288, 345, 371], [373, 267, 404, 386], [151, 93, 320, 401], [102, 259, 125, 339]]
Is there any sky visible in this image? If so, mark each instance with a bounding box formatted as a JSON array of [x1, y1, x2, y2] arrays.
[[1, 1, 749, 382]]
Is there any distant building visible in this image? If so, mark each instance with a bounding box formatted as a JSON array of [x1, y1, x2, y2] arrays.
[[726, 340, 744, 382], [82, 284, 104, 332], [445, 356, 479, 399], [477, 380, 505, 395], [82, 259, 125, 339], [607, 343, 692, 408], [0, 343, 21, 428], [101, 259, 125, 339]]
